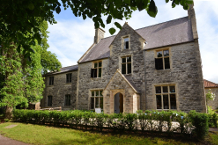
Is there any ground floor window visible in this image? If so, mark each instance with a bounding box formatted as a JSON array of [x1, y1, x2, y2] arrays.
[[65, 94, 71, 106], [155, 85, 176, 110], [90, 90, 103, 111], [48, 95, 52, 106]]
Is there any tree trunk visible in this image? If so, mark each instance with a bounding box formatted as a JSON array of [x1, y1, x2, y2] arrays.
[[5, 106, 13, 119]]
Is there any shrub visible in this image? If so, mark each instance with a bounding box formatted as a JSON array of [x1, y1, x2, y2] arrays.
[[189, 110, 209, 140]]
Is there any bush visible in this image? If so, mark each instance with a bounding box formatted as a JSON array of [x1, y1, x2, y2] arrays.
[[12, 109, 210, 140], [189, 110, 209, 140]]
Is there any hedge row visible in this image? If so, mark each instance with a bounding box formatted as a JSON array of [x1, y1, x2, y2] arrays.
[[13, 109, 209, 140]]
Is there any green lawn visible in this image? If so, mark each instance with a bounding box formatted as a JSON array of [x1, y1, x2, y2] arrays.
[[0, 122, 215, 145]]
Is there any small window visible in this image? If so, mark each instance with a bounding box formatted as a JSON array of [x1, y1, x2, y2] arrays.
[[122, 56, 131, 74], [155, 49, 170, 70], [155, 85, 176, 110], [91, 61, 102, 78], [49, 76, 54, 85], [65, 94, 71, 106], [48, 96, 52, 106], [124, 37, 129, 49], [90, 90, 103, 111], [66, 73, 72, 83]]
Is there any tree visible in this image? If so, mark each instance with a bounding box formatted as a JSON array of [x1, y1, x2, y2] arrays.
[[0, 0, 193, 54], [0, 21, 61, 118]]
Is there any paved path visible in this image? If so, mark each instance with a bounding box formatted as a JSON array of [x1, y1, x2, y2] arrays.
[[0, 134, 29, 145], [209, 128, 218, 132]]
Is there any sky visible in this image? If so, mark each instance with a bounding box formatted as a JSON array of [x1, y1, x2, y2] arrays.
[[47, 0, 218, 84]]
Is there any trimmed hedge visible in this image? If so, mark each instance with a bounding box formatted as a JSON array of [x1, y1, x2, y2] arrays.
[[13, 109, 209, 140]]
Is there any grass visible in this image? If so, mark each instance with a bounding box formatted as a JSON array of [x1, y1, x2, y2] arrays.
[[0, 122, 199, 145]]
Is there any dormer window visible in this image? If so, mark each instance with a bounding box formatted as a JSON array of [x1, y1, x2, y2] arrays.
[[124, 37, 129, 49]]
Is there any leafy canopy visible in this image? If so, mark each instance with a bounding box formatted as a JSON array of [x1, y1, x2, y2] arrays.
[[0, 0, 193, 54]]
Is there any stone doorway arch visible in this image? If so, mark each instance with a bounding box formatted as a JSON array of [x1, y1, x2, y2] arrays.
[[114, 93, 123, 113]]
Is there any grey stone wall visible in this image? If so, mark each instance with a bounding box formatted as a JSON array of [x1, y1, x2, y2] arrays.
[[144, 41, 206, 112], [76, 59, 110, 110], [77, 24, 146, 111], [108, 24, 146, 110], [41, 71, 77, 110], [205, 88, 218, 110]]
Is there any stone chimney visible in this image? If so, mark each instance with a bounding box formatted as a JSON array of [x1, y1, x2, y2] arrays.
[[94, 28, 105, 44], [188, 1, 198, 40]]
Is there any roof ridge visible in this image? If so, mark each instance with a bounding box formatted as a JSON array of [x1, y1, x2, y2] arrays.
[[61, 64, 78, 69], [135, 16, 189, 31], [204, 79, 218, 85], [100, 16, 189, 40]]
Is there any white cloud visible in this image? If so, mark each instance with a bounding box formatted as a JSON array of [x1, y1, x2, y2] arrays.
[[47, 1, 218, 83]]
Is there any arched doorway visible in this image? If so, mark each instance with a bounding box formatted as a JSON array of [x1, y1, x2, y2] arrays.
[[114, 93, 123, 113]]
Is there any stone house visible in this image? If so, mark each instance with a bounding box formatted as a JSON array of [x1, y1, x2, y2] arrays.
[[204, 79, 218, 110], [41, 5, 207, 113]]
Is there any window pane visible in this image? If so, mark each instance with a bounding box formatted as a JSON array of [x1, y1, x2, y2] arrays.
[[127, 63, 131, 74], [156, 95, 162, 109], [122, 58, 126, 63], [170, 86, 175, 93], [100, 98, 103, 109], [96, 91, 99, 96], [124, 38, 129, 42], [91, 97, 94, 109], [100, 90, 103, 96], [155, 86, 161, 93], [122, 64, 126, 74], [164, 57, 170, 69], [164, 50, 169, 56], [95, 98, 99, 108], [94, 63, 98, 68], [92, 91, 94, 96], [170, 94, 177, 109], [99, 62, 102, 67], [98, 68, 102, 77], [163, 86, 168, 93], [163, 95, 169, 109], [127, 56, 131, 62], [157, 51, 162, 57]]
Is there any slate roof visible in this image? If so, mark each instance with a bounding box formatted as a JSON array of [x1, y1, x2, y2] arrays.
[[79, 16, 194, 63], [45, 65, 78, 75], [204, 79, 218, 88]]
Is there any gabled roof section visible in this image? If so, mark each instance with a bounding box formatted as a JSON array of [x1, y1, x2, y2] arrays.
[[109, 22, 145, 47], [45, 65, 78, 76], [79, 36, 115, 63], [104, 69, 139, 93], [204, 79, 218, 88], [79, 17, 194, 63]]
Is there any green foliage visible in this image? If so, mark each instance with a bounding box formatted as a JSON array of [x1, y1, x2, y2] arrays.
[[13, 109, 210, 140], [0, 0, 193, 50], [188, 110, 209, 140], [206, 89, 216, 101], [0, 21, 61, 113]]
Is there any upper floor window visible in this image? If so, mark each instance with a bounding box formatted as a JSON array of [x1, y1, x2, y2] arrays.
[[49, 76, 54, 85], [124, 37, 129, 49], [90, 90, 103, 111], [155, 85, 176, 110], [155, 49, 170, 70], [48, 95, 52, 106], [122, 56, 131, 74], [65, 94, 71, 106], [91, 61, 102, 78], [66, 73, 72, 83]]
